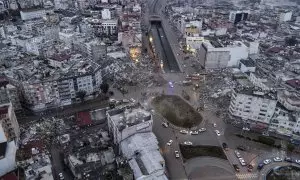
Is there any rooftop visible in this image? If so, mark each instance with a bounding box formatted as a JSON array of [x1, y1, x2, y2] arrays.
[[22, 153, 53, 180], [120, 132, 167, 180], [107, 104, 151, 131], [240, 59, 255, 67]]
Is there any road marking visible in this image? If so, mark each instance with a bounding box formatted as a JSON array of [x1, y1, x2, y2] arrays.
[[236, 173, 258, 179]]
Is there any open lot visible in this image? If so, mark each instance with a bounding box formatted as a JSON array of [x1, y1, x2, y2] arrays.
[[152, 95, 202, 128], [180, 144, 227, 160]]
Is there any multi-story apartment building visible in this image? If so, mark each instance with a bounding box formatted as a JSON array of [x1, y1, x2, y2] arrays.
[[229, 88, 277, 128], [0, 92, 19, 142], [107, 103, 153, 144]]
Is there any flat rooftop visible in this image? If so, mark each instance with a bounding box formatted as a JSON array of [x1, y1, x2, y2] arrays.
[[108, 104, 151, 131]]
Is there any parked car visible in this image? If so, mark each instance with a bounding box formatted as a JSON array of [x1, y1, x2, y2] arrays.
[[237, 145, 246, 151], [58, 173, 64, 180], [213, 123, 217, 127], [174, 151, 180, 158], [239, 158, 246, 166], [233, 164, 240, 172], [263, 159, 272, 165], [285, 157, 293, 163], [222, 143, 228, 150], [180, 130, 188, 134], [183, 141, 193, 145], [257, 163, 264, 170], [295, 159, 300, 164], [168, 82, 174, 88], [247, 164, 254, 172], [198, 128, 206, 132], [214, 130, 221, 136], [273, 157, 283, 162], [162, 122, 169, 128], [190, 130, 199, 135], [167, 140, 173, 146], [234, 150, 241, 158]]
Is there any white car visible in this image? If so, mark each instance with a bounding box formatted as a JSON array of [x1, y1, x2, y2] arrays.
[[295, 159, 300, 164], [175, 151, 180, 158], [273, 157, 283, 162], [213, 123, 217, 128], [167, 140, 173, 146], [179, 130, 188, 134], [214, 130, 221, 136], [199, 128, 206, 132], [168, 82, 174, 88], [239, 158, 247, 166], [190, 130, 199, 135], [162, 122, 169, 128], [183, 141, 193, 145], [234, 150, 241, 158], [58, 173, 64, 180], [263, 159, 272, 165]]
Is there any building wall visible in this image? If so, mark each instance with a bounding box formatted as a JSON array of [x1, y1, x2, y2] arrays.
[[76, 75, 94, 95], [229, 90, 277, 124], [6, 85, 22, 111], [279, 11, 292, 22], [249, 73, 270, 91], [20, 9, 46, 21], [102, 9, 111, 20], [227, 43, 249, 67], [240, 63, 256, 73], [118, 121, 152, 144], [0, 103, 20, 142]]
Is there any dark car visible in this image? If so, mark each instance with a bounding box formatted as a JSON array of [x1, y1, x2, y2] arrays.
[[285, 157, 293, 163], [247, 164, 254, 172], [222, 143, 228, 150], [257, 163, 264, 170], [237, 145, 246, 151], [233, 164, 240, 172]]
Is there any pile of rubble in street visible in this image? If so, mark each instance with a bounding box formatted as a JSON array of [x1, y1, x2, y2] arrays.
[[103, 55, 167, 89], [198, 69, 236, 113]]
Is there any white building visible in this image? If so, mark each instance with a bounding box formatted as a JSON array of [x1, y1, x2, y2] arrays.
[[86, 40, 107, 61], [198, 40, 249, 69], [20, 9, 46, 21], [239, 59, 256, 73], [279, 11, 292, 22], [59, 29, 75, 48], [269, 106, 295, 136], [248, 73, 273, 91], [102, 9, 111, 20], [0, 124, 17, 177], [277, 91, 300, 112], [186, 36, 205, 54], [19, 153, 54, 180], [0, 100, 20, 142], [229, 89, 277, 125], [182, 19, 202, 37], [102, 19, 118, 35], [120, 132, 167, 180], [54, 0, 69, 10], [107, 103, 153, 144]]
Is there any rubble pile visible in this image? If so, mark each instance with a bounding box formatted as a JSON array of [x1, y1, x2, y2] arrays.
[[20, 117, 67, 146]]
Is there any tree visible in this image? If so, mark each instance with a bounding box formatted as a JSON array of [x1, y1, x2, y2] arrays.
[[100, 82, 109, 94], [77, 90, 86, 102], [287, 143, 295, 152]]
